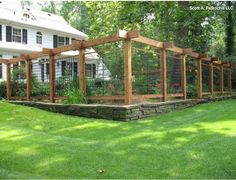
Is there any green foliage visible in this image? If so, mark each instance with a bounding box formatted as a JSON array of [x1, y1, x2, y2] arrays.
[[187, 84, 197, 98], [1, 100, 236, 178], [39, 1, 236, 61], [11, 66, 27, 97], [36, 2, 236, 96], [0, 81, 6, 99], [86, 78, 124, 96], [64, 88, 87, 104]]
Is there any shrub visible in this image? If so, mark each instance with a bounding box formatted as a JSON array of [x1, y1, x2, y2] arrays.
[[64, 87, 87, 104], [187, 84, 197, 98], [0, 81, 6, 98]]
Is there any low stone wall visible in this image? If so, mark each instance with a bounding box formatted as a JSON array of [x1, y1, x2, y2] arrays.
[[8, 95, 236, 121]]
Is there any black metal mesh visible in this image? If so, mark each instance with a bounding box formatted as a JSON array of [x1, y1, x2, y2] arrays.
[[232, 67, 236, 92], [186, 58, 197, 98], [213, 66, 220, 92], [86, 43, 124, 96], [31, 58, 50, 97], [132, 42, 161, 95], [11, 62, 26, 97], [202, 62, 210, 93], [166, 54, 182, 94], [55, 55, 79, 97], [223, 67, 229, 92]]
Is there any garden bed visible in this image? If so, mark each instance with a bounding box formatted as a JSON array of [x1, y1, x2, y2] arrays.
[[8, 95, 236, 121]]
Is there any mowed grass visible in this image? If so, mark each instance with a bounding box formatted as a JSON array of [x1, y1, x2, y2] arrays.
[[0, 100, 236, 179]]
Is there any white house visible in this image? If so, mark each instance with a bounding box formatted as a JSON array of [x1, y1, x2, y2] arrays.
[[0, 1, 110, 82]]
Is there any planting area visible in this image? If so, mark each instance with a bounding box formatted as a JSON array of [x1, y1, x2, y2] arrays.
[[0, 100, 236, 178]]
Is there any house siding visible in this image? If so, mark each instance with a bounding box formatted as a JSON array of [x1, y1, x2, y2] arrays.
[[0, 23, 76, 81], [0, 12, 107, 82]]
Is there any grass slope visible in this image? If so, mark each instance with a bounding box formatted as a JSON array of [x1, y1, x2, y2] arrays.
[[0, 100, 236, 178]]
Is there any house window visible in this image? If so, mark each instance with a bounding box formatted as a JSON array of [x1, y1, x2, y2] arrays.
[[23, 13, 30, 20], [86, 64, 96, 78], [61, 61, 73, 76], [36, 32, 42, 44], [53, 35, 70, 48], [13, 28, 21, 43], [58, 36, 65, 47]]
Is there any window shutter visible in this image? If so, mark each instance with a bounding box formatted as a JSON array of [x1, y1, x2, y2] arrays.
[[65, 37, 69, 45], [92, 64, 96, 78], [41, 64, 44, 82], [74, 62, 77, 75], [61, 61, 66, 76], [22, 29, 27, 44], [6, 26, 12, 42], [46, 63, 49, 75], [53, 35, 58, 48], [0, 25, 2, 41]]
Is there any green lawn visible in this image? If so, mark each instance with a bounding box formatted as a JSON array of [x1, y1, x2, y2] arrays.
[[0, 100, 236, 179]]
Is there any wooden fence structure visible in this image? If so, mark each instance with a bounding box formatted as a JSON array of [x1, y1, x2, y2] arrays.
[[0, 30, 234, 104]]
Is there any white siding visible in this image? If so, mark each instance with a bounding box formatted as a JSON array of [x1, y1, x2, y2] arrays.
[[0, 22, 74, 80], [0, 22, 110, 81]]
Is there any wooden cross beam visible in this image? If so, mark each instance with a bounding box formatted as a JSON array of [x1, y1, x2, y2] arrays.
[[0, 59, 8, 64], [199, 53, 211, 61], [189, 52, 200, 59], [183, 48, 192, 55]]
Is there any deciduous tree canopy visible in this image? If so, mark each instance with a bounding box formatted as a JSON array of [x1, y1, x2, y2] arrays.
[[40, 1, 236, 62]]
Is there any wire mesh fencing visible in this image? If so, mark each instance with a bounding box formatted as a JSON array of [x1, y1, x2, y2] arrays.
[[202, 62, 210, 93], [10, 61, 26, 97], [132, 42, 161, 96], [213, 66, 220, 92], [186, 58, 197, 98], [55, 55, 79, 97], [166, 54, 182, 95], [30, 57, 50, 98], [223, 67, 229, 92], [85, 43, 124, 97]]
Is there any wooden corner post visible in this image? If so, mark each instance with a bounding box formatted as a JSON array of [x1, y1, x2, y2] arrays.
[[6, 63, 11, 100], [220, 64, 224, 94], [79, 48, 86, 93], [124, 39, 132, 104], [228, 67, 232, 94], [26, 60, 32, 101], [160, 49, 167, 102], [180, 54, 186, 100], [209, 62, 214, 95], [197, 59, 202, 98], [49, 55, 55, 103]]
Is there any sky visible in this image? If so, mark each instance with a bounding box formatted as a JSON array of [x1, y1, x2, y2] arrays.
[[2, 0, 57, 10]]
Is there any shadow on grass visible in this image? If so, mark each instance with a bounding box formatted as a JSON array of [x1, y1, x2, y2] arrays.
[[0, 100, 236, 178]]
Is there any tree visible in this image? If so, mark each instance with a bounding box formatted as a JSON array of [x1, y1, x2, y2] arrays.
[[21, 0, 32, 9], [225, 1, 235, 60]]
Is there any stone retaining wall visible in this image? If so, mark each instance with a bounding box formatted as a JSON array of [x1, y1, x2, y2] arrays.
[[9, 95, 236, 121]]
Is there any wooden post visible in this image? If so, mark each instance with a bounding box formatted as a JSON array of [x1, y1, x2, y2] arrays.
[[79, 48, 86, 93], [228, 67, 232, 95], [180, 54, 186, 100], [49, 55, 55, 103], [26, 60, 32, 101], [124, 39, 132, 104], [197, 59, 202, 98], [209, 62, 214, 95], [220, 64, 224, 94], [160, 49, 167, 102], [6, 63, 11, 100]]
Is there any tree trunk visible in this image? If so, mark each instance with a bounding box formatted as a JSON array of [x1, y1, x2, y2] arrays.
[[225, 1, 235, 58]]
